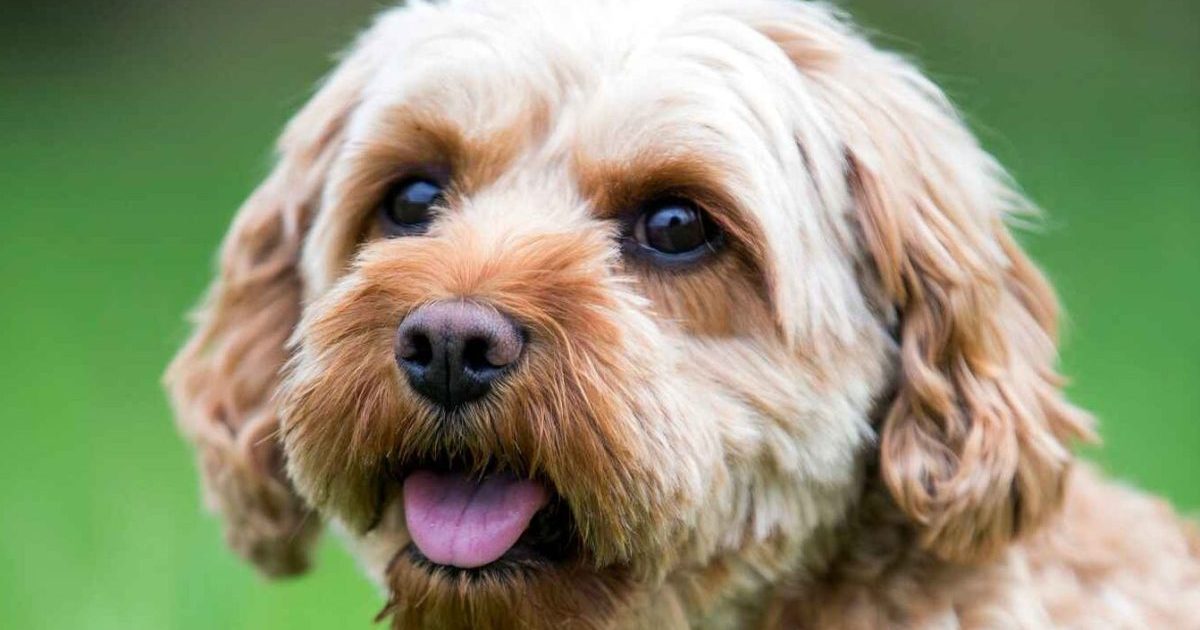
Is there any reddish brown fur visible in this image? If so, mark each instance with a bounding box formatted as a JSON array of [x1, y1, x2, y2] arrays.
[[381, 556, 639, 630], [283, 223, 679, 563]]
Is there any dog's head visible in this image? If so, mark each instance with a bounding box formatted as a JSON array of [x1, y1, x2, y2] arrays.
[[167, 0, 1093, 626]]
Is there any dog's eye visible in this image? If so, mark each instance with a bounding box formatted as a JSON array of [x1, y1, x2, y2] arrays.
[[379, 178, 444, 236], [631, 199, 721, 263]]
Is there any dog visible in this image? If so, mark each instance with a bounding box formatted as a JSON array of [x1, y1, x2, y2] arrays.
[[165, 1, 1200, 627]]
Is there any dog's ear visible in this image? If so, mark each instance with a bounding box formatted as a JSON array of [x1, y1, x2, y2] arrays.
[[759, 8, 1095, 562], [164, 34, 378, 576]]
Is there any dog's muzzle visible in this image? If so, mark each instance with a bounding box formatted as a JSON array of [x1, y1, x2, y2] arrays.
[[388, 301, 578, 572]]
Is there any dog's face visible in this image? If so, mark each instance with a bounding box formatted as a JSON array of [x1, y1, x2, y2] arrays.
[[168, 1, 1092, 627]]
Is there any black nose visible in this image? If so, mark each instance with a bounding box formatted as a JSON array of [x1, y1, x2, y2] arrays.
[[394, 301, 524, 410]]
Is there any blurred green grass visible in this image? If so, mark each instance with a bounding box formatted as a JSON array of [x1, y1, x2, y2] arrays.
[[0, 1, 1194, 628]]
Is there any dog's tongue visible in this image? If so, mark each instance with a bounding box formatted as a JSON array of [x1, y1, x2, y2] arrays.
[[403, 470, 548, 569]]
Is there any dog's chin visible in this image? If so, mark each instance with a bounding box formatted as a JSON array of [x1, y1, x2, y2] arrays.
[[376, 456, 637, 628], [382, 548, 636, 630]]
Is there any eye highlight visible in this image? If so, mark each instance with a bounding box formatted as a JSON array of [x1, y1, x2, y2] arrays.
[[378, 177, 445, 236], [628, 198, 723, 267]]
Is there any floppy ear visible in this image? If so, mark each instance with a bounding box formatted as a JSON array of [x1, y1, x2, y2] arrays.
[[762, 7, 1095, 562], [164, 37, 376, 576]]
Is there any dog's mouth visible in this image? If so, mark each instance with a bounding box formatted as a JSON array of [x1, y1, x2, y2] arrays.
[[393, 459, 579, 576]]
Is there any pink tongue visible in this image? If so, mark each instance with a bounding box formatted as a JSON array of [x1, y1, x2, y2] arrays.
[[403, 470, 549, 569]]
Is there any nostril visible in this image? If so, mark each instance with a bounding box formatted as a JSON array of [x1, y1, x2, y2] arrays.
[[402, 331, 434, 368], [461, 336, 496, 373]]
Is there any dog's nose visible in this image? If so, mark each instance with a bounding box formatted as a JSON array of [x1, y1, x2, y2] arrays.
[[394, 301, 524, 410]]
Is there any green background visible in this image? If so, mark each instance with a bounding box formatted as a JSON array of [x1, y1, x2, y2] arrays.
[[1, 1, 1195, 627]]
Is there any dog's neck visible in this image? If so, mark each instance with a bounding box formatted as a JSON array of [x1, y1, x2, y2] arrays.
[[664, 462, 956, 630]]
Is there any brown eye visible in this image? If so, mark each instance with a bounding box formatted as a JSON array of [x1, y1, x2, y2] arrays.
[[379, 178, 443, 236], [631, 199, 721, 264]]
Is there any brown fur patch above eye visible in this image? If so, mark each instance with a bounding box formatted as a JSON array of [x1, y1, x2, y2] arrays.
[[338, 111, 483, 224], [574, 148, 775, 334], [314, 103, 546, 273], [359, 103, 532, 193], [577, 150, 760, 252]]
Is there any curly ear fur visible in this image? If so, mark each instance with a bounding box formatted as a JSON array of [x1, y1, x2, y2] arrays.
[[760, 5, 1095, 562], [164, 31, 379, 576]]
